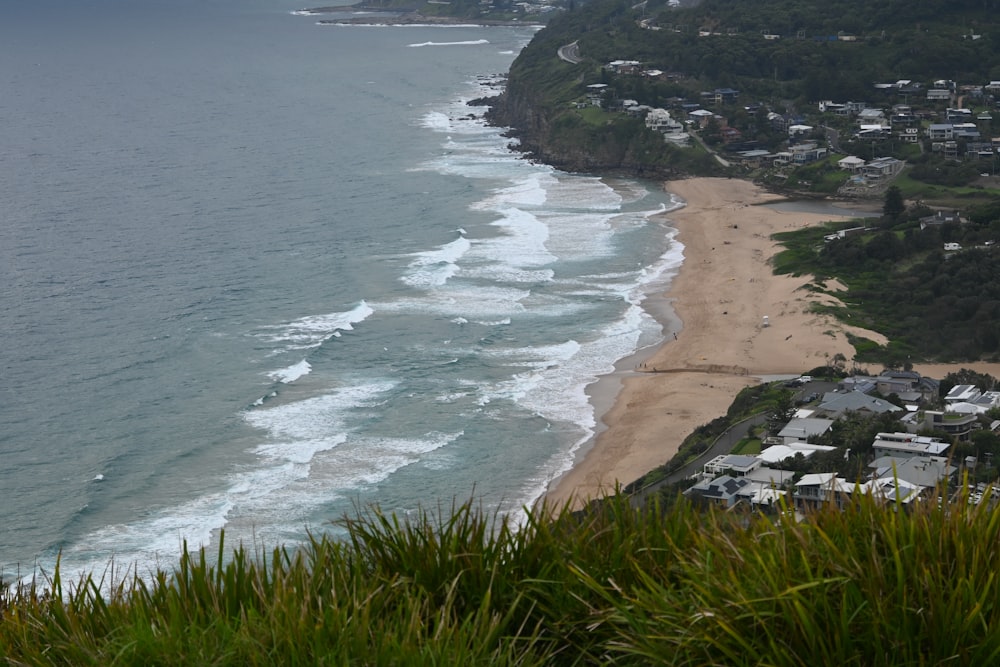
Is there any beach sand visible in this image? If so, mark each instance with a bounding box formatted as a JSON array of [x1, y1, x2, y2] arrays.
[[545, 177, 1000, 510], [544, 177, 892, 509]]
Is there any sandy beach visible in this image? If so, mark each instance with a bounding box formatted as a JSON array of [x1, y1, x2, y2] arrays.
[[545, 177, 1000, 509], [544, 177, 893, 508]]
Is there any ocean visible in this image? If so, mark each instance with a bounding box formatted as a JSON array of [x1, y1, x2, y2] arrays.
[[0, 0, 683, 582]]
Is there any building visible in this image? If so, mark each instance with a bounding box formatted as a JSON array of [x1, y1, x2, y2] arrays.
[[702, 454, 762, 478], [758, 442, 836, 465], [777, 418, 835, 445], [812, 392, 904, 420], [793, 473, 854, 511], [868, 456, 955, 489], [871, 432, 950, 459], [874, 371, 939, 403], [685, 475, 750, 508], [921, 411, 979, 442], [945, 384, 981, 404]]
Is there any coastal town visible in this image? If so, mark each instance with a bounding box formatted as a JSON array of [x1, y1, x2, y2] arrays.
[[582, 59, 998, 197], [681, 370, 1000, 513]]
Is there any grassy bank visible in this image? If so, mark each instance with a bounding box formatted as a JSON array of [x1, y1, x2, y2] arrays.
[[3, 493, 1000, 665]]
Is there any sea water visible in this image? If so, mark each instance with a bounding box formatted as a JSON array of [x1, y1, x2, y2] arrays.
[[0, 0, 683, 581]]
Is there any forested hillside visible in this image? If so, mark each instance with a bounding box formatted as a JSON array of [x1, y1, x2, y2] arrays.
[[489, 0, 1000, 178]]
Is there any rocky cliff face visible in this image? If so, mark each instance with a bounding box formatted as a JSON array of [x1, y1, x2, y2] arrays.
[[484, 75, 693, 180]]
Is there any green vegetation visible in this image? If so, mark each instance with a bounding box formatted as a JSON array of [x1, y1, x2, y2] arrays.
[[771, 194, 1000, 362], [627, 382, 794, 493], [491, 0, 1000, 194], [5, 494, 1000, 664]]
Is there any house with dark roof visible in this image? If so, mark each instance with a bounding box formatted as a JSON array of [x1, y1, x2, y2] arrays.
[[685, 475, 751, 508], [777, 418, 835, 445], [813, 392, 904, 420], [868, 456, 955, 489], [875, 371, 939, 403]]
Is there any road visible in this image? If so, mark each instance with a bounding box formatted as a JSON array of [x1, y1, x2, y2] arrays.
[[629, 380, 832, 505], [558, 41, 581, 64]]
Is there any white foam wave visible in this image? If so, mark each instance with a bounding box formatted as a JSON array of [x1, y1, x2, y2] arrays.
[[473, 172, 549, 208], [259, 300, 374, 350], [408, 39, 490, 47], [401, 233, 471, 287], [474, 207, 557, 270], [420, 111, 452, 132], [372, 285, 529, 319], [268, 360, 312, 384]]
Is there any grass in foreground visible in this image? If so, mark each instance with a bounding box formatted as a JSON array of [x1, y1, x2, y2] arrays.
[[3, 493, 1000, 665]]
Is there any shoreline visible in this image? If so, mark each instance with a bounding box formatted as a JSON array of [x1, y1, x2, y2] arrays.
[[543, 177, 891, 509], [544, 177, 1000, 510], [299, 4, 544, 26]]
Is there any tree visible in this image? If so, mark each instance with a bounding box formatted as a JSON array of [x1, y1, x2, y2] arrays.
[[883, 185, 905, 220]]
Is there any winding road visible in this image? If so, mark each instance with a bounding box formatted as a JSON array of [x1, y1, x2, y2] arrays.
[[558, 40, 582, 64]]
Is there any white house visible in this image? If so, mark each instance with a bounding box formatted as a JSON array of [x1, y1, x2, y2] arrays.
[[838, 155, 866, 172], [871, 433, 949, 460], [777, 418, 835, 445]]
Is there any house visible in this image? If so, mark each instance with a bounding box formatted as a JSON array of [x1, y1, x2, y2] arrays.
[[736, 467, 796, 509], [958, 391, 1000, 413], [758, 442, 836, 465], [946, 108, 974, 123], [857, 108, 886, 125], [857, 126, 890, 140], [839, 376, 877, 394], [861, 157, 903, 180], [818, 101, 850, 115], [712, 87, 739, 104], [645, 107, 677, 131], [898, 127, 920, 143], [605, 59, 641, 74], [945, 384, 981, 404], [812, 391, 904, 420], [857, 477, 924, 507], [921, 411, 978, 441], [788, 123, 813, 138], [837, 155, 867, 172], [926, 89, 951, 101], [968, 142, 995, 159], [684, 475, 750, 508], [927, 124, 954, 140], [790, 142, 826, 163], [793, 473, 854, 511], [777, 418, 835, 445], [735, 149, 773, 168], [688, 108, 715, 127], [919, 209, 965, 229], [874, 371, 938, 403], [702, 454, 762, 478], [935, 140, 960, 160], [868, 456, 954, 489], [954, 123, 981, 140], [585, 83, 609, 106], [871, 432, 950, 460], [625, 103, 653, 118], [644, 108, 689, 146]]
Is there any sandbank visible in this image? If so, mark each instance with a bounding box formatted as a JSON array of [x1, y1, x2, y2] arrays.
[[545, 177, 891, 509]]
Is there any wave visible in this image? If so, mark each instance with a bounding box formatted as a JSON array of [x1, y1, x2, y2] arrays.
[[268, 360, 312, 384], [401, 232, 471, 287], [258, 300, 375, 351], [408, 39, 490, 47]]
